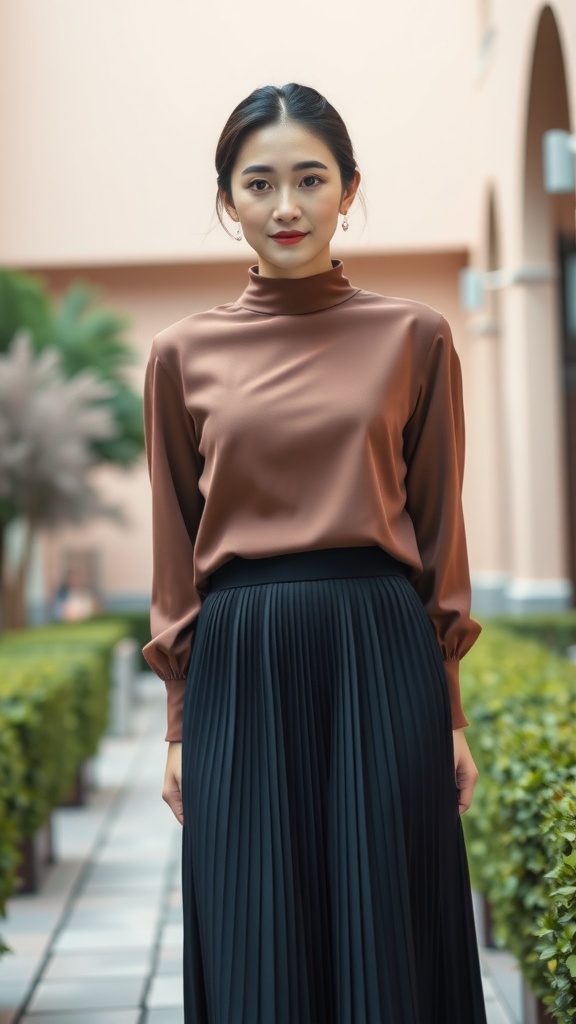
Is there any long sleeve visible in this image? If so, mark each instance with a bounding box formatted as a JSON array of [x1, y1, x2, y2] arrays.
[[402, 316, 481, 728], [143, 349, 204, 741]]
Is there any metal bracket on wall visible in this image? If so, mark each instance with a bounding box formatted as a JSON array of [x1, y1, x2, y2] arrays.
[[459, 264, 558, 311]]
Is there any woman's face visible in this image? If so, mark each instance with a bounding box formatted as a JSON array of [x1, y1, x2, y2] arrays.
[[224, 120, 360, 279]]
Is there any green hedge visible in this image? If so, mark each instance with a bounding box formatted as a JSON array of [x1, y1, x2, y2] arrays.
[[0, 654, 81, 837], [462, 625, 576, 1021], [0, 619, 130, 949], [0, 621, 128, 760], [491, 611, 576, 657], [0, 718, 25, 935]]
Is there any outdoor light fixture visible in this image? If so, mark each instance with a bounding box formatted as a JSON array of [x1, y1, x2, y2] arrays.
[[460, 129, 574, 313], [459, 265, 557, 312], [542, 130, 576, 194], [459, 268, 485, 311]]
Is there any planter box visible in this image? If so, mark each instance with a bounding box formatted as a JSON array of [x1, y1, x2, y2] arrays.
[[481, 894, 498, 950], [17, 817, 54, 894], [59, 759, 94, 808], [522, 979, 555, 1024]]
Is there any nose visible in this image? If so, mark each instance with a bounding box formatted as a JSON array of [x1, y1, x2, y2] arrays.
[[272, 187, 301, 223]]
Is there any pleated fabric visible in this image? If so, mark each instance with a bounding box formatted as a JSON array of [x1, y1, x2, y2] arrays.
[[181, 550, 487, 1024]]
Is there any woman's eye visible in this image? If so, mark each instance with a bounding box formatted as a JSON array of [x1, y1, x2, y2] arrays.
[[248, 179, 270, 192], [301, 175, 322, 187]]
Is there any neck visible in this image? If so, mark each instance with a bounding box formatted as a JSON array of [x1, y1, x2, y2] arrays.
[[236, 260, 360, 316], [256, 251, 335, 280]]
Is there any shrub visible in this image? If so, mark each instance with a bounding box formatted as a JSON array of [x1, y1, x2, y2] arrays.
[[462, 625, 576, 1021], [0, 655, 80, 837], [491, 612, 576, 658], [0, 718, 25, 939], [0, 620, 128, 757], [536, 793, 576, 1020], [0, 618, 130, 943]]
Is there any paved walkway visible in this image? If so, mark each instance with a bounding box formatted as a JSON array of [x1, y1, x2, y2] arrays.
[[0, 676, 522, 1024]]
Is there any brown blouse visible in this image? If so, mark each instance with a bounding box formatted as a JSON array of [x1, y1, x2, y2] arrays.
[[143, 260, 481, 741]]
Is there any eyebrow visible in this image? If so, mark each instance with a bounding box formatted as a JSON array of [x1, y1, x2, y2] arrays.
[[240, 160, 329, 176]]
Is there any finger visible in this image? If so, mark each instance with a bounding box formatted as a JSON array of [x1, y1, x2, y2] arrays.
[[163, 785, 184, 826], [456, 773, 478, 815], [457, 783, 474, 814]]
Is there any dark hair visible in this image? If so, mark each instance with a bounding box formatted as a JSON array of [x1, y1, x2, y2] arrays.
[[215, 83, 359, 231]]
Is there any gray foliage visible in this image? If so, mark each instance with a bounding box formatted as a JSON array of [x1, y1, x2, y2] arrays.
[[0, 332, 122, 528]]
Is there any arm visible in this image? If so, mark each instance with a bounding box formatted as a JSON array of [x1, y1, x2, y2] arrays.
[[143, 347, 204, 743], [402, 315, 481, 730]]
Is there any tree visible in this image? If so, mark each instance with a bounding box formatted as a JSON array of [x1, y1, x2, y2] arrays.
[[0, 270, 144, 628], [0, 269, 144, 468]]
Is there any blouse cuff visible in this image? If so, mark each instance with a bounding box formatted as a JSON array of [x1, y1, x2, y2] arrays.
[[165, 678, 186, 742], [443, 659, 469, 729]]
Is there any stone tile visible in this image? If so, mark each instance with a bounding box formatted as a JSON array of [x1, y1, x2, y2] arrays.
[[483, 976, 515, 1024], [64, 907, 158, 931], [82, 880, 163, 897], [0, 952, 41, 982], [70, 893, 144, 913], [21, 1013, 140, 1024], [146, 975, 183, 1009], [159, 924, 183, 948], [85, 864, 164, 889], [163, 905, 182, 924], [166, 890, 182, 911], [481, 949, 522, 1024], [155, 946, 182, 975], [0, 980, 28, 1012], [0, 934, 47, 956], [27, 976, 144, 1013], [52, 928, 156, 952], [144, 1010, 183, 1024], [43, 948, 152, 980], [97, 841, 172, 863], [1, 910, 59, 934]]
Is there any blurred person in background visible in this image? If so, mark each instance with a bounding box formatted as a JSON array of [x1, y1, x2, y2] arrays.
[[143, 83, 487, 1024], [52, 567, 99, 621]]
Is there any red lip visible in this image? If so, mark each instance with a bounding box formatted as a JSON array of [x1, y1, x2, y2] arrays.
[[270, 230, 309, 246]]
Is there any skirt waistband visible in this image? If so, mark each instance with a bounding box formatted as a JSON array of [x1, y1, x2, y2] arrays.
[[209, 547, 410, 591]]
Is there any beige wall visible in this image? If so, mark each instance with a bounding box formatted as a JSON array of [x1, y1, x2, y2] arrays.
[[0, 0, 482, 265]]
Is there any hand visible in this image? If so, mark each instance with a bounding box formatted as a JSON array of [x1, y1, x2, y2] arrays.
[[163, 741, 184, 825], [453, 728, 479, 815]]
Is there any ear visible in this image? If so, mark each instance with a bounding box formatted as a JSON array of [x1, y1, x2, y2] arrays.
[[220, 187, 239, 223], [340, 168, 362, 215]]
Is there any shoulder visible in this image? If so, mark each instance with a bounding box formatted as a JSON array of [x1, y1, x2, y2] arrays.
[[349, 288, 451, 356], [147, 302, 240, 381], [351, 287, 443, 328]]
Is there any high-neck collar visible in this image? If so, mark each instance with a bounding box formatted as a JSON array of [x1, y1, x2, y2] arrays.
[[236, 260, 359, 316]]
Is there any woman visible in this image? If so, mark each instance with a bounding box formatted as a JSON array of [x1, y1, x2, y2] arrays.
[[144, 83, 487, 1024]]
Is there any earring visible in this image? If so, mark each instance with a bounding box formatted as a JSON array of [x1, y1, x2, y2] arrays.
[[235, 226, 243, 242], [341, 214, 349, 232]]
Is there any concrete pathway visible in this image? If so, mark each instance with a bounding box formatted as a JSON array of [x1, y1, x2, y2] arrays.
[[0, 676, 522, 1024]]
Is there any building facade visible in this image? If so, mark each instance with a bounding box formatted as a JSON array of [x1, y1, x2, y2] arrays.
[[1, 0, 575, 616]]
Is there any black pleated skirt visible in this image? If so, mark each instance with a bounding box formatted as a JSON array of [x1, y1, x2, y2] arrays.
[[181, 547, 487, 1024]]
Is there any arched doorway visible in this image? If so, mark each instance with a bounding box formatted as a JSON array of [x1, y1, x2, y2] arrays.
[[522, 4, 575, 603]]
